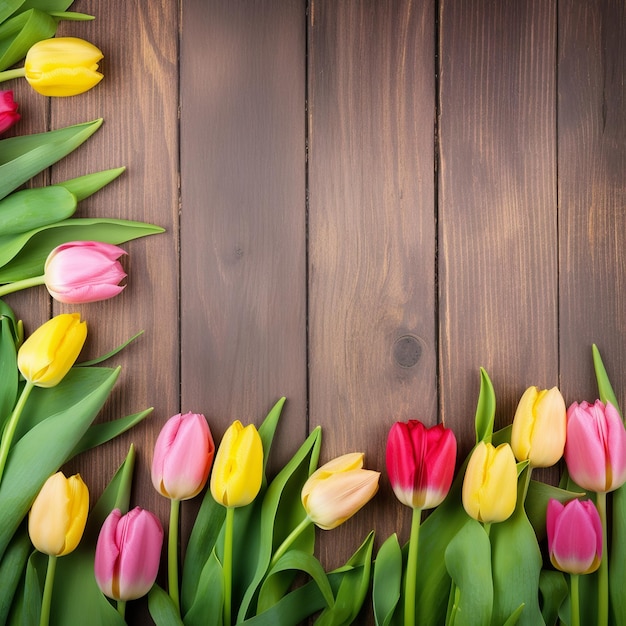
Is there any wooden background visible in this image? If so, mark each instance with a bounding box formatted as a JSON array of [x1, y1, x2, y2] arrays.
[[5, 0, 626, 623]]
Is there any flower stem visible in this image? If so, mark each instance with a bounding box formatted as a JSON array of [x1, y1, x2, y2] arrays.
[[223, 506, 235, 626], [571, 574, 580, 626], [0, 275, 46, 297], [40, 554, 57, 626], [269, 516, 312, 570], [0, 67, 25, 83], [404, 507, 422, 626], [168, 498, 181, 614], [596, 491, 608, 626], [0, 380, 34, 485], [117, 600, 126, 619]]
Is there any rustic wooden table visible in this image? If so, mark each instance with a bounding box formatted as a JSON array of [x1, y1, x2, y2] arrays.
[[5, 0, 625, 623]]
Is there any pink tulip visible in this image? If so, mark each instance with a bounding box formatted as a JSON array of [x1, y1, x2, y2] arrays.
[[94, 507, 163, 601], [43, 241, 127, 304], [547, 498, 602, 575], [151, 412, 215, 500], [564, 400, 626, 493], [386, 420, 457, 510], [0, 90, 20, 134]]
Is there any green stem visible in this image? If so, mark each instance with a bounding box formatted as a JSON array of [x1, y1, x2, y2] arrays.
[[40, 554, 57, 626], [117, 600, 126, 619], [0, 275, 46, 297], [269, 516, 312, 570], [168, 498, 181, 614], [0, 67, 25, 83], [597, 491, 609, 626], [223, 506, 235, 626], [571, 574, 580, 626], [0, 380, 34, 484], [404, 507, 422, 626]]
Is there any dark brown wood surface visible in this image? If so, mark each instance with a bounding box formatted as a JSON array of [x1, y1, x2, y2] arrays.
[[4, 0, 626, 623]]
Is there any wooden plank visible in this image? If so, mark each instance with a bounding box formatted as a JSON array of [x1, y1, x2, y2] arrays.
[[438, 0, 558, 458], [558, 0, 626, 406], [308, 0, 437, 568], [180, 1, 308, 468]]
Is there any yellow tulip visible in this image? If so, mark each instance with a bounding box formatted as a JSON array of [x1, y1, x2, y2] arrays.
[[17, 313, 87, 387], [24, 37, 104, 97], [210, 420, 263, 508], [301, 452, 380, 530], [510, 386, 566, 468], [462, 441, 517, 524], [29, 472, 89, 556]]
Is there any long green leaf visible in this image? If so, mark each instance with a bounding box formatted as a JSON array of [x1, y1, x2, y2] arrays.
[[0, 314, 18, 430], [0, 8, 56, 71], [0, 524, 30, 625], [0, 119, 103, 200], [54, 167, 125, 202], [0, 0, 26, 24], [10, 0, 73, 13], [539, 570, 568, 626], [592, 344, 621, 415], [0, 217, 165, 280], [22, 551, 44, 626], [0, 366, 120, 560], [475, 367, 496, 444], [372, 534, 402, 626], [183, 549, 224, 626], [525, 480, 583, 541], [148, 585, 185, 626]]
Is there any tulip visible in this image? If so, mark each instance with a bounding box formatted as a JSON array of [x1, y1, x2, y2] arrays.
[[0, 313, 87, 485], [152, 412, 214, 613], [301, 452, 380, 530], [210, 420, 263, 508], [511, 386, 566, 468], [152, 412, 215, 500], [385, 420, 455, 626], [0, 90, 19, 134], [95, 507, 163, 609], [462, 441, 518, 524], [386, 420, 456, 510], [43, 241, 127, 304], [210, 420, 263, 625], [23, 37, 104, 97], [547, 498, 602, 626], [29, 472, 89, 626], [564, 400, 626, 494]]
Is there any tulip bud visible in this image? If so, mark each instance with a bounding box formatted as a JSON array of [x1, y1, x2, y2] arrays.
[[0, 90, 19, 134], [94, 507, 164, 602], [564, 400, 626, 493], [17, 313, 87, 388], [511, 386, 566, 468], [210, 420, 263, 508], [28, 472, 89, 556], [151, 412, 215, 500], [546, 498, 602, 575], [24, 37, 104, 97], [462, 441, 517, 523], [44, 241, 127, 304], [301, 452, 380, 530], [386, 420, 456, 510]]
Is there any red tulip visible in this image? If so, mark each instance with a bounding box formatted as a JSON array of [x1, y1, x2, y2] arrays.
[[386, 420, 457, 510], [564, 400, 626, 493], [151, 412, 215, 500], [0, 90, 19, 134], [94, 507, 163, 601], [547, 498, 602, 575], [44, 241, 127, 304]]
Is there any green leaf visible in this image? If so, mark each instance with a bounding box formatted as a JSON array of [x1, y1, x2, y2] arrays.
[[148, 584, 185, 626], [0, 366, 120, 560], [0, 8, 57, 72], [0, 0, 25, 24], [539, 570, 568, 626], [501, 604, 525, 626], [0, 524, 31, 625], [54, 167, 126, 203], [77, 330, 144, 367], [22, 551, 44, 626], [257, 396, 286, 482], [0, 217, 165, 280], [525, 480, 583, 541], [0, 314, 18, 429], [0, 119, 103, 201], [183, 549, 224, 626], [314, 531, 375, 626], [372, 533, 402, 626], [444, 519, 492, 626], [592, 344, 621, 415], [475, 367, 496, 444], [47, 10, 93, 20]]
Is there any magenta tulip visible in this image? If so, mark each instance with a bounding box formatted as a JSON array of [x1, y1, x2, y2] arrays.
[[151, 412, 215, 501], [386, 420, 457, 510], [43, 241, 127, 304], [0, 90, 19, 134], [547, 498, 602, 575], [564, 400, 626, 493], [94, 507, 163, 602]]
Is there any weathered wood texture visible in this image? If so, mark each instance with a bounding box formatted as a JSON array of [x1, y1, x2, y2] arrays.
[[3, 0, 626, 623]]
